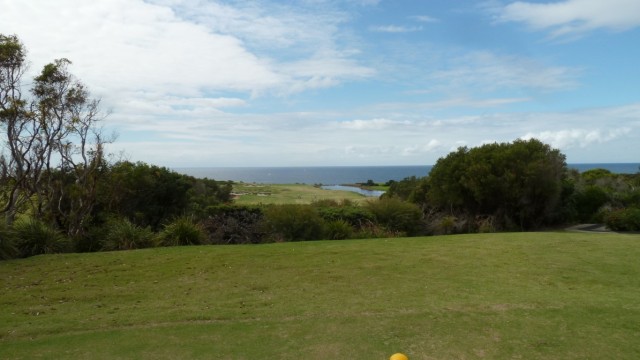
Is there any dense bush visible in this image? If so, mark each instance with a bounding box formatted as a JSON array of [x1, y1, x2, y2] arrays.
[[604, 208, 640, 231], [365, 197, 424, 236], [383, 176, 430, 204], [0, 222, 18, 260], [261, 204, 326, 242], [314, 201, 374, 226], [427, 139, 567, 230], [158, 216, 207, 246], [13, 219, 71, 257], [102, 218, 156, 251], [572, 186, 610, 222], [324, 219, 353, 240], [94, 162, 231, 231], [202, 205, 265, 244]]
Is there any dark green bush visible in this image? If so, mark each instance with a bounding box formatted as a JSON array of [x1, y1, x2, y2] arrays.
[[315, 204, 374, 226], [0, 222, 18, 260], [365, 197, 424, 236], [573, 186, 610, 222], [158, 216, 206, 246], [14, 218, 71, 257], [261, 204, 326, 242], [324, 219, 353, 240], [604, 208, 640, 231], [102, 218, 156, 251], [202, 205, 265, 244]]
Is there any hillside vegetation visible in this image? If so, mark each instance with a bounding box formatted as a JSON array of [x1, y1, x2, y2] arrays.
[[2, 232, 640, 359], [232, 183, 370, 205]]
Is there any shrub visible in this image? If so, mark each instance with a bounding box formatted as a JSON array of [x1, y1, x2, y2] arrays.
[[315, 204, 374, 227], [573, 186, 610, 222], [324, 219, 353, 240], [261, 204, 326, 241], [365, 197, 424, 236], [158, 216, 207, 246], [439, 215, 457, 235], [13, 218, 71, 257], [102, 218, 156, 251], [604, 208, 640, 231], [353, 221, 401, 239], [0, 222, 18, 260], [202, 205, 265, 244]]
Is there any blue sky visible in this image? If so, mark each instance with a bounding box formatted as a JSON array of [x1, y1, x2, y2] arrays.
[[2, 0, 639, 166]]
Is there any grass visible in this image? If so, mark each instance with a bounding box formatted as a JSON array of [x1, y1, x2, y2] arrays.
[[1, 231, 640, 359], [232, 183, 370, 205]]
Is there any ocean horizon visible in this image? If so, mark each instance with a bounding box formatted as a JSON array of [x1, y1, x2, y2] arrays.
[[174, 163, 640, 185]]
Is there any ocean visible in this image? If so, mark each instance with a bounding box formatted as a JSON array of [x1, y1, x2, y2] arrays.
[[174, 163, 639, 185]]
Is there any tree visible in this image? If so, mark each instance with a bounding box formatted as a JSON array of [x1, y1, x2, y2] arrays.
[[0, 34, 30, 224], [0, 34, 109, 236], [427, 139, 567, 230]]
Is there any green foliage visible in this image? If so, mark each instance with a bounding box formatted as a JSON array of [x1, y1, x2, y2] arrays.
[[13, 218, 71, 257], [365, 197, 423, 236], [313, 200, 374, 226], [324, 219, 353, 240], [187, 179, 232, 217], [353, 222, 401, 239], [201, 205, 265, 244], [261, 204, 326, 242], [604, 208, 640, 231], [95, 162, 231, 231], [96, 161, 192, 230], [158, 217, 207, 247], [438, 215, 457, 235], [102, 218, 156, 251], [383, 176, 430, 205], [581, 168, 615, 183], [573, 186, 610, 222], [0, 222, 17, 260], [427, 139, 567, 230], [0, 34, 25, 66]]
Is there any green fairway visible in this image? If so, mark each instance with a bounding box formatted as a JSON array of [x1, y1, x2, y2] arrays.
[[232, 183, 370, 205], [2, 232, 640, 359]]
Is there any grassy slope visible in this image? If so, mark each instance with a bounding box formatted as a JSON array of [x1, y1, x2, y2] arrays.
[[1, 232, 640, 359], [232, 183, 369, 205]]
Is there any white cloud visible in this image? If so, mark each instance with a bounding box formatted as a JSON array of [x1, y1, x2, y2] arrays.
[[410, 15, 440, 23], [102, 102, 640, 166], [2, 1, 282, 95], [0, 0, 373, 101], [401, 140, 442, 156], [369, 25, 423, 33], [521, 128, 632, 149], [430, 51, 580, 92], [338, 118, 413, 130], [498, 0, 640, 37]]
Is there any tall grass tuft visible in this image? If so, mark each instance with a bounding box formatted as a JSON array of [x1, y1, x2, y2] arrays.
[[13, 218, 71, 257], [324, 219, 353, 240], [102, 218, 156, 251], [158, 216, 206, 246]]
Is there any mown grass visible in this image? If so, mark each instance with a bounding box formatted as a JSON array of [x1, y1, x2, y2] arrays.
[[1, 232, 640, 359], [233, 183, 369, 205]]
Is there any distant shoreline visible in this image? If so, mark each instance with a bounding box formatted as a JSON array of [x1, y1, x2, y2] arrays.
[[174, 163, 639, 184]]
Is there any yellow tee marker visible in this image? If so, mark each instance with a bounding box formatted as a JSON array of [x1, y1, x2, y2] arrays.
[[390, 353, 409, 360]]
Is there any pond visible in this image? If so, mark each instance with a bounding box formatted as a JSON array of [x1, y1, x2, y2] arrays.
[[321, 185, 385, 197]]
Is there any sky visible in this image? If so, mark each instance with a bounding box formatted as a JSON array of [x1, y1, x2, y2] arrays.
[[1, 0, 639, 167]]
